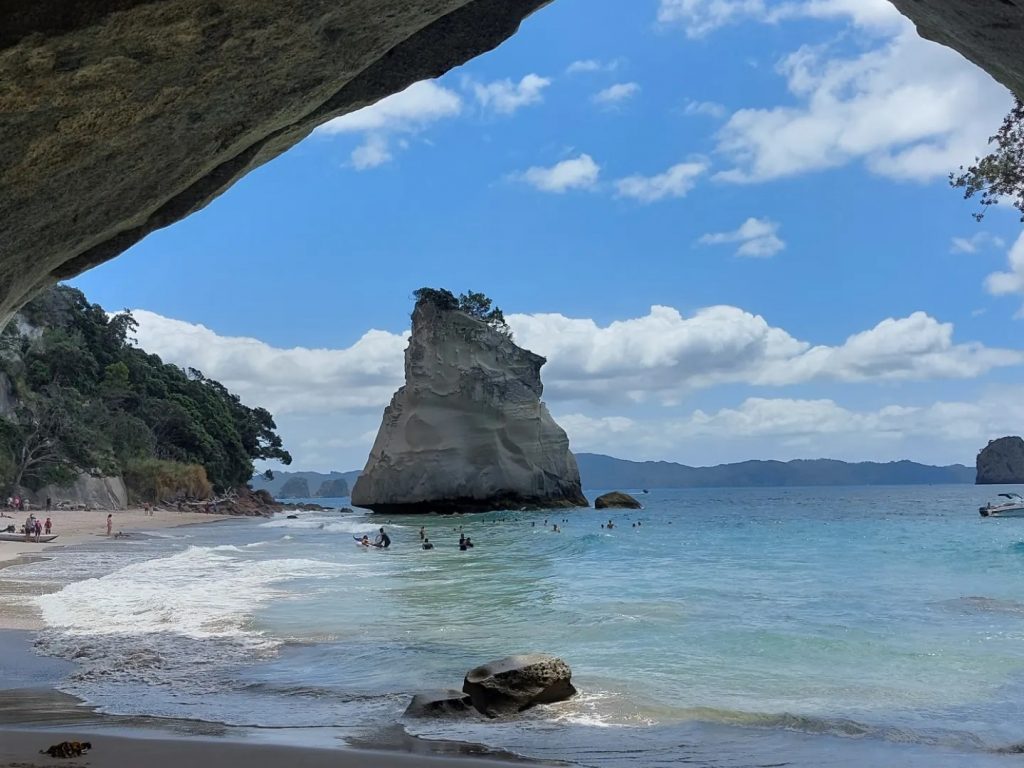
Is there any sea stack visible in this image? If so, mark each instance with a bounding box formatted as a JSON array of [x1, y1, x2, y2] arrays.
[[976, 436, 1024, 484], [352, 292, 587, 514]]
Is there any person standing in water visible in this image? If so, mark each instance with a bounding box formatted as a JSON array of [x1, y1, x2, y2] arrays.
[[419, 526, 426, 541], [422, 537, 434, 550], [374, 527, 391, 548]]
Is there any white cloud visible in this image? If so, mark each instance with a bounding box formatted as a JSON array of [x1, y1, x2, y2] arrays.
[[567, 59, 622, 74], [657, 0, 904, 38], [350, 135, 393, 170], [516, 154, 601, 193], [951, 231, 1007, 254], [593, 82, 640, 106], [698, 217, 785, 257], [317, 80, 461, 135], [684, 100, 727, 118], [557, 391, 1024, 465], [131, 310, 408, 416], [510, 306, 1024, 404], [713, 22, 1012, 183], [130, 304, 1024, 468], [985, 232, 1024, 315], [468, 73, 551, 115], [615, 161, 708, 203], [315, 80, 462, 170]]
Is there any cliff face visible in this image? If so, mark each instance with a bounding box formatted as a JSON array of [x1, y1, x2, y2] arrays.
[[0, 0, 550, 328], [977, 436, 1024, 485], [352, 301, 586, 514]]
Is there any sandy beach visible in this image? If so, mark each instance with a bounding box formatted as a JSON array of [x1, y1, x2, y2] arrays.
[[0, 507, 235, 630]]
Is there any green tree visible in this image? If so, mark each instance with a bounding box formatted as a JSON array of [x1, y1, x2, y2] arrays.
[[950, 98, 1024, 221]]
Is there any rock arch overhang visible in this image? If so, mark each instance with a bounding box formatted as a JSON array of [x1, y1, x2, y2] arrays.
[[1, 0, 1021, 327]]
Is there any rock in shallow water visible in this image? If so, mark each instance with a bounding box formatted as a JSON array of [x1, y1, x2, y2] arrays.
[[594, 491, 642, 509], [352, 298, 588, 514], [462, 654, 576, 717], [404, 689, 478, 718]]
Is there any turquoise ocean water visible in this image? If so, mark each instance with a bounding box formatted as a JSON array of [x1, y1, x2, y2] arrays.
[[8, 485, 1024, 766]]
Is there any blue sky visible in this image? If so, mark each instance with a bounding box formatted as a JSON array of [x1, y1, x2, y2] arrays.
[[72, 0, 1024, 471]]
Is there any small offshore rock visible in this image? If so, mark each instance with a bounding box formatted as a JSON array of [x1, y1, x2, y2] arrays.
[[463, 654, 576, 717], [404, 689, 477, 718], [594, 491, 642, 510]]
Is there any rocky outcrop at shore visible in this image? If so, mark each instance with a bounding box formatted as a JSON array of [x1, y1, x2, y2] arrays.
[[594, 491, 642, 510], [463, 654, 577, 717], [27, 474, 128, 511], [352, 297, 587, 514], [977, 437, 1024, 485]]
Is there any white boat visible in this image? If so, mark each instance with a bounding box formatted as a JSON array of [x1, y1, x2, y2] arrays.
[[979, 493, 1024, 517]]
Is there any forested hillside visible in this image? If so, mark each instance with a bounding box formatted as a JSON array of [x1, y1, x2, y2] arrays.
[[0, 286, 290, 500]]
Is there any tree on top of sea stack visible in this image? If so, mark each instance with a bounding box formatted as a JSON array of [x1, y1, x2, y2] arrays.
[[352, 289, 587, 514]]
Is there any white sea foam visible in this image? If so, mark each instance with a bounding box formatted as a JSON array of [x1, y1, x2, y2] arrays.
[[259, 517, 393, 535]]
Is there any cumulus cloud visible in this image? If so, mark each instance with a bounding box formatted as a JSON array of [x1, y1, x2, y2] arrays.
[[657, 0, 904, 38], [567, 58, 622, 74], [467, 74, 552, 114], [952, 231, 1007, 254], [556, 391, 1024, 465], [716, 28, 1011, 183], [698, 217, 785, 257], [510, 306, 1024, 404], [317, 80, 461, 135], [985, 232, 1024, 315], [131, 310, 407, 416], [593, 82, 640, 107], [516, 154, 601, 193], [615, 161, 708, 203], [316, 80, 462, 169]]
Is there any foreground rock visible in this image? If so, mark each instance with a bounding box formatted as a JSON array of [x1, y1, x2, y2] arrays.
[[977, 437, 1024, 485], [594, 491, 641, 510], [352, 297, 587, 514], [0, 0, 550, 327], [404, 690, 477, 718], [462, 654, 576, 717]]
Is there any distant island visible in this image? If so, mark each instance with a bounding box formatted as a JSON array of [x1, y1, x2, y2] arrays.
[[573, 454, 974, 489], [251, 470, 358, 499], [304, 454, 973, 497]]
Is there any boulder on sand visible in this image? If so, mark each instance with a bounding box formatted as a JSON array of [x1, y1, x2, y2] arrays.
[[594, 491, 642, 510], [462, 654, 576, 717], [404, 689, 477, 718]]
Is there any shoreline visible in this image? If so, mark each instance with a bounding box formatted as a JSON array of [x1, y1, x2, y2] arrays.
[[0, 507, 239, 630]]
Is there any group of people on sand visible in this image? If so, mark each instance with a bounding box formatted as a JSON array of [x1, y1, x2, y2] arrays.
[[17, 513, 52, 541]]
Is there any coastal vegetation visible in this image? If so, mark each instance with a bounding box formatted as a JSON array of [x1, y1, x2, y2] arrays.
[[951, 97, 1024, 221], [413, 287, 511, 337], [0, 286, 290, 500]]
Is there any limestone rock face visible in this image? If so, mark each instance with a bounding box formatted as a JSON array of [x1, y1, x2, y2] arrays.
[[28, 474, 128, 510], [462, 654, 576, 717], [977, 437, 1024, 485], [0, 0, 550, 327], [889, 1, 1024, 99], [352, 301, 587, 514], [594, 491, 642, 510]]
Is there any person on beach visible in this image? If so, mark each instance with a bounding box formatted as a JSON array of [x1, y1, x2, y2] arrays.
[[374, 527, 391, 548], [45, 497, 51, 512], [33, 518, 42, 541], [422, 537, 434, 550], [44, 517, 52, 535], [106, 514, 113, 536]]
